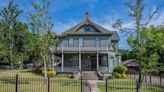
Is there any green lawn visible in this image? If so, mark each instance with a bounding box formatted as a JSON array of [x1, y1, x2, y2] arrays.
[[0, 70, 81, 92], [98, 79, 164, 92], [0, 69, 42, 78]]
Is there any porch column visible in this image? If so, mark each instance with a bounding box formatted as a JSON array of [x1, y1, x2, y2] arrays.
[[79, 53, 81, 70], [97, 53, 99, 70], [61, 44, 64, 72], [96, 44, 99, 70], [62, 53, 64, 72]]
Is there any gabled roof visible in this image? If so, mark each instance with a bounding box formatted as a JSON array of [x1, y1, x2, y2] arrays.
[[122, 59, 140, 66], [59, 12, 120, 41], [108, 44, 116, 51], [62, 18, 111, 34]]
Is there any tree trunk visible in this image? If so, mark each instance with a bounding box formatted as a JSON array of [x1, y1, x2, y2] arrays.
[[52, 54, 55, 71], [44, 61, 47, 83]]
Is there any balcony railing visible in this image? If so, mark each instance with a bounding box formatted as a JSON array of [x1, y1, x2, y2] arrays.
[[56, 46, 108, 52]]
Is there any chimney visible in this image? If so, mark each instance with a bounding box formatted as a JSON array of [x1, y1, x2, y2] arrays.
[[85, 12, 89, 19]]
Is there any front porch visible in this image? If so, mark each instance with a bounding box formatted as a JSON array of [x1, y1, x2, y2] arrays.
[[55, 53, 113, 73]]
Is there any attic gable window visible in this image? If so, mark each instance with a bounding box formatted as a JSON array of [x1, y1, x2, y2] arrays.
[[83, 24, 96, 32], [84, 25, 90, 32]]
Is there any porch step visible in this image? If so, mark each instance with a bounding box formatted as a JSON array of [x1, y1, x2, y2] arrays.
[[81, 71, 99, 80]]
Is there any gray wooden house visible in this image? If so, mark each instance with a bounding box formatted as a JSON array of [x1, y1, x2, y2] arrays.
[[55, 13, 122, 74]]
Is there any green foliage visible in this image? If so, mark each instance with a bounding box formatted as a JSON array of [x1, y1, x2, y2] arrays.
[[0, 0, 57, 72], [0, 0, 29, 66], [113, 66, 127, 74], [42, 70, 57, 77], [28, 0, 56, 79], [113, 72, 127, 79], [113, 66, 127, 79], [119, 49, 137, 60], [28, 0, 55, 63], [127, 26, 164, 74], [108, 76, 114, 79], [121, 73, 126, 79]]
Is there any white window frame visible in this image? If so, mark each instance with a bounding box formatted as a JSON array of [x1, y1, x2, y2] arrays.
[[79, 37, 83, 48], [95, 37, 100, 47], [69, 38, 73, 47], [109, 57, 114, 67]]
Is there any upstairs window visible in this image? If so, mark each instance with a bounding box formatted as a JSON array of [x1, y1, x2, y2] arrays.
[[95, 37, 100, 47], [68, 38, 73, 47], [79, 37, 83, 47]]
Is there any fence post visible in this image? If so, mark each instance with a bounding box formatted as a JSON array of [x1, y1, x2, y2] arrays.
[[81, 78, 82, 92], [160, 75, 162, 86], [136, 79, 142, 92], [16, 74, 18, 92], [106, 78, 108, 92], [48, 76, 50, 92], [149, 75, 152, 84]]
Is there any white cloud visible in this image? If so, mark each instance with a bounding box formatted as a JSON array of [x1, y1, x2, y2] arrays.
[[148, 12, 164, 26], [53, 21, 79, 34]]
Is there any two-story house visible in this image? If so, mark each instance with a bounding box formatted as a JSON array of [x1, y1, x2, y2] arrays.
[[55, 13, 122, 74]]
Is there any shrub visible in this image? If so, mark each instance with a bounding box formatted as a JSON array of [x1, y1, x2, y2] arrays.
[[108, 76, 114, 79], [48, 71, 57, 76], [121, 73, 126, 79], [42, 70, 57, 77], [113, 66, 127, 74], [112, 66, 127, 79], [115, 72, 122, 78]]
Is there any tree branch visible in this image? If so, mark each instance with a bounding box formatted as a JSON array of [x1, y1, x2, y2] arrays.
[[144, 3, 164, 28]]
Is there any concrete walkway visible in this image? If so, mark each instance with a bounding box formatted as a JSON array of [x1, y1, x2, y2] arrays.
[[83, 80, 101, 92]]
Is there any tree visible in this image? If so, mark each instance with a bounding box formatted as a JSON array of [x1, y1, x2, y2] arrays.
[[45, 31, 57, 70], [118, 49, 137, 61], [113, 0, 164, 91], [0, 0, 29, 69], [156, 25, 164, 75], [128, 26, 164, 74], [28, 0, 55, 80]]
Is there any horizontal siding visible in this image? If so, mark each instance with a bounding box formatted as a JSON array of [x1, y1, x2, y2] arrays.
[[100, 36, 109, 47], [59, 36, 111, 48], [74, 38, 79, 47], [84, 36, 95, 47]]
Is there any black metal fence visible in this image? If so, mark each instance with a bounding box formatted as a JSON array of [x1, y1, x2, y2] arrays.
[[0, 75, 164, 92], [127, 74, 164, 86], [0, 75, 82, 92], [98, 78, 164, 92]]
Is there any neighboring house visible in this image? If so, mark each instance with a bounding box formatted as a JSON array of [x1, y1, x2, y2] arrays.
[[122, 59, 140, 74], [55, 13, 122, 74]]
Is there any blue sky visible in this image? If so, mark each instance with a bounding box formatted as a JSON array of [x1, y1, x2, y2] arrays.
[[0, 0, 164, 49]]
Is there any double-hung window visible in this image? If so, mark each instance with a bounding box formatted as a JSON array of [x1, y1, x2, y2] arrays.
[[79, 37, 83, 48], [109, 57, 114, 67], [95, 37, 100, 47], [69, 38, 73, 47]]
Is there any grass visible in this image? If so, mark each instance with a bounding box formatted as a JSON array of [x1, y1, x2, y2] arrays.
[[98, 79, 164, 92], [0, 69, 70, 78], [0, 69, 42, 78], [0, 69, 81, 92]]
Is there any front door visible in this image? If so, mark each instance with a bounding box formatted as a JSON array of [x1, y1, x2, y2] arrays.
[[91, 56, 97, 71], [82, 55, 91, 71]]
